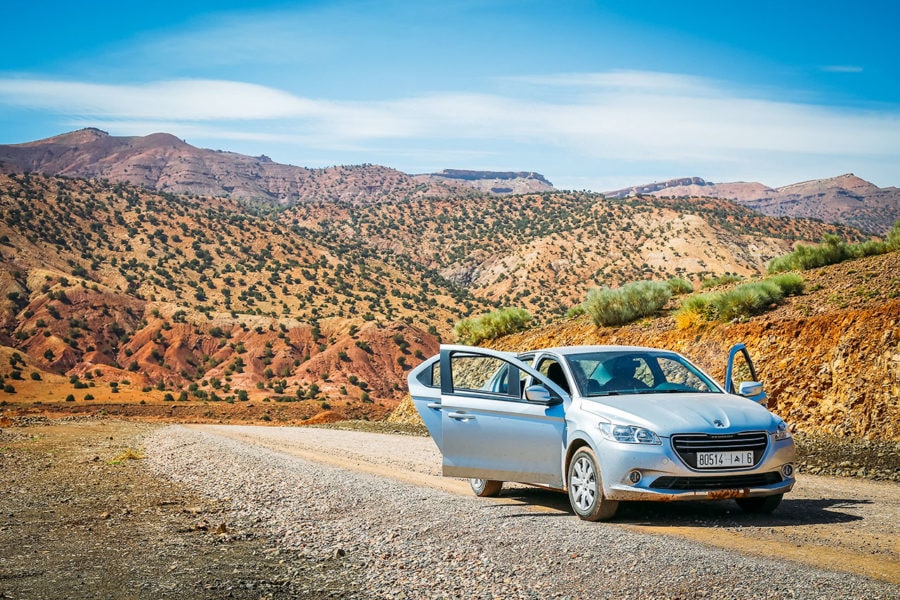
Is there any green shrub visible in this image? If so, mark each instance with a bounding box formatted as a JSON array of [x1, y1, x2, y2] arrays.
[[675, 273, 803, 327], [564, 305, 586, 318], [584, 280, 672, 327], [673, 293, 717, 329], [714, 281, 783, 322], [849, 239, 889, 259], [454, 307, 532, 345], [768, 234, 851, 273], [667, 277, 694, 295], [768, 273, 805, 296], [886, 220, 900, 250], [768, 224, 900, 274], [700, 274, 743, 289]]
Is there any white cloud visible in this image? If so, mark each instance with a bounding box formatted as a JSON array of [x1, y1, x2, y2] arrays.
[[505, 70, 722, 96], [820, 65, 864, 73], [0, 79, 322, 120], [1, 71, 898, 187]]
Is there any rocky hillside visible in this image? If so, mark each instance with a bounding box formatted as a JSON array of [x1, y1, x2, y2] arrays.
[[0, 173, 463, 415], [287, 193, 865, 318], [605, 174, 900, 234], [413, 169, 555, 195], [0, 167, 877, 421], [0, 128, 472, 205], [486, 251, 900, 441]]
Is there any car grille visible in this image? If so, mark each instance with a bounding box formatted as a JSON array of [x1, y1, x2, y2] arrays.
[[649, 472, 782, 490], [671, 431, 769, 470]]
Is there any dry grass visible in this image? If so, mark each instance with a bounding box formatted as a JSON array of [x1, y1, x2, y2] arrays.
[[109, 447, 146, 464]]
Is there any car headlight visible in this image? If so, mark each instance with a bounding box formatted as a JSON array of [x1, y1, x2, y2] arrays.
[[599, 423, 661, 445], [773, 420, 791, 441]]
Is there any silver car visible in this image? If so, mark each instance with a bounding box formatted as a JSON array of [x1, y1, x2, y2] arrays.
[[408, 344, 795, 520]]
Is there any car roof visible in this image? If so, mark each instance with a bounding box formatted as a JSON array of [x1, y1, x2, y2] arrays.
[[519, 345, 673, 357]]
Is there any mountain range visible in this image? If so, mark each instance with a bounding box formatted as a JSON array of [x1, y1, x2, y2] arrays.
[[2, 129, 897, 234]]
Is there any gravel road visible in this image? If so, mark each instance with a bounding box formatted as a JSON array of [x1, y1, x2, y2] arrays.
[[145, 425, 899, 599]]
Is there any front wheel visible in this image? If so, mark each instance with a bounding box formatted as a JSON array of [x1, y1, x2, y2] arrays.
[[736, 493, 783, 514], [567, 447, 618, 521], [470, 478, 503, 497]]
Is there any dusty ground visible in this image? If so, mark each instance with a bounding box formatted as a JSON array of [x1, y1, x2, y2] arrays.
[[1, 420, 897, 599], [0, 420, 332, 599], [0, 396, 396, 427]]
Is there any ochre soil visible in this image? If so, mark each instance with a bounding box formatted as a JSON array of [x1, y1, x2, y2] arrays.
[[0, 378, 397, 426]]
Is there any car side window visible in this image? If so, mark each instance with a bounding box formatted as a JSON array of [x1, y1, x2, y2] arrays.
[[537, 358, 570, 394], [449, 354, 519, 398], [414, 359, 441, 388], [430, 361, 441, 388]]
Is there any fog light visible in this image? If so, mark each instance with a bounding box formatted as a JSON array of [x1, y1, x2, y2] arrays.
[[627, 470, 642, 484], [781, 464, 794, 478]]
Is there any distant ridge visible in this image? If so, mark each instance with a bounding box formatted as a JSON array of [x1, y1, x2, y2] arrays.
[[605, 174, 899, 234], [0, 128, 471, 205], [414, 169, 555, 195]]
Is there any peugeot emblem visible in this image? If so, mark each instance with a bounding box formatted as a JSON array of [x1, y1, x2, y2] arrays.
[[713, 419, 725, 428]]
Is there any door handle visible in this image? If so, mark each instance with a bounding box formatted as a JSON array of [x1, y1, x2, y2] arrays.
[[447, 411, 475, 421], [427, 402, 442, 409]]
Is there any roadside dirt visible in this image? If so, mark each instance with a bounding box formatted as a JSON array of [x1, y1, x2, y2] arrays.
[[0, 420, 328, 599]]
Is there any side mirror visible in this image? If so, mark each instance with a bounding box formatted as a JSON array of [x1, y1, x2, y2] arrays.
[[524, 384, 553, 403], [738, 381, 767, 406]]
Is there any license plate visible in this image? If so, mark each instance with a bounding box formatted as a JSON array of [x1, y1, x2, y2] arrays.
[[697, 451, 754, 468]]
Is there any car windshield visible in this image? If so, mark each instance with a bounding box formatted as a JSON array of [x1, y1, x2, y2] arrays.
[[565, 350, 721, 397]]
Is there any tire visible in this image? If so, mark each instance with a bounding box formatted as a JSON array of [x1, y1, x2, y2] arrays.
[[567, 447, 618, 521], [736, 493, 783, 514], [470, 478, 503, 497]]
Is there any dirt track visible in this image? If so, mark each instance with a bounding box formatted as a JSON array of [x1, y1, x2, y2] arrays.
[[1, 421, 897, 599], [195, 424, 899, 584]]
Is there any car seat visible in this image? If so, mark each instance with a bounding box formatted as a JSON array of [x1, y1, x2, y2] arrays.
[[544, 362, 570, 394]]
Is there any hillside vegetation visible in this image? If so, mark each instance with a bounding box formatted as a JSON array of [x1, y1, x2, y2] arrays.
[[288, 191, 864, 319], [0, 171, 880, 423]]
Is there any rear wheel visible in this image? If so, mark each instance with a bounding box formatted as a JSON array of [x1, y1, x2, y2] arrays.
[[470, 478, 503, 497], [567, 447, 618, 521], [736, 493, 783, 514]]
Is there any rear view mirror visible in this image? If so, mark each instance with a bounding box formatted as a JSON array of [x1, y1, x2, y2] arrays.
[[524, 384, 552, 403], [738, 381, 767, 406]]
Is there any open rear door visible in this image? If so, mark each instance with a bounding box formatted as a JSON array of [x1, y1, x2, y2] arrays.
[[407, 355, 445, 451], [408, 345, 569, 488]]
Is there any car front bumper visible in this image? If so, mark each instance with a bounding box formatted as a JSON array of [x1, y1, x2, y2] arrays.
[[597, 435, 796, 502]]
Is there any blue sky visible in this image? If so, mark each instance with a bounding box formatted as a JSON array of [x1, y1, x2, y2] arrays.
[[1, 0, 898, 190]]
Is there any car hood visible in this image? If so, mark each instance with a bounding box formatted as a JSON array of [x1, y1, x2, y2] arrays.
[[581, 393, 777, 436]]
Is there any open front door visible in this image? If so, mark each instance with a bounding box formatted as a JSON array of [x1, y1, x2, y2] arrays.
[[725, 344, 767, 406]]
